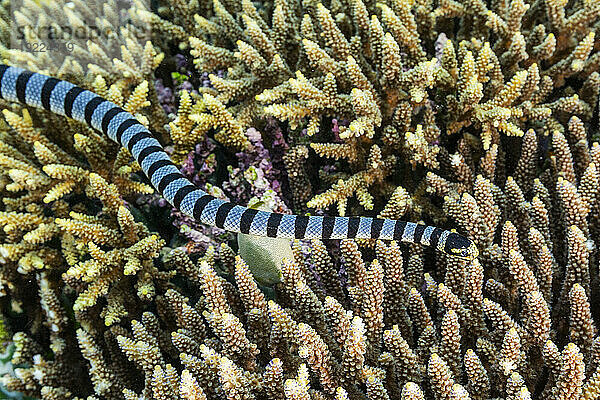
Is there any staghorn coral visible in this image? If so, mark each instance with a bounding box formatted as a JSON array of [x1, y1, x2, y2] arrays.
[[0, 32, 176, 397], [1, 0, 168, 138], [5, 100, 599, 397], [0, 0, 599, 399], [0, 120, 599, 397], [7, 218, 587, 399], [142, 0, 597, 222]]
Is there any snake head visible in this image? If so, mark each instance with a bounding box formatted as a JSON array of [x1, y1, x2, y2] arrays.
[[444, 232, 479, 260]]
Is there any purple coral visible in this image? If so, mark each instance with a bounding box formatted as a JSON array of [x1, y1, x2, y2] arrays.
[[155, 60, 293, 252], [165, 122, 293, 253], [223, 127, 289, 213], [155, 78, 176, 115], [331, 118, 348, 142], [169, 137, 229, 252]]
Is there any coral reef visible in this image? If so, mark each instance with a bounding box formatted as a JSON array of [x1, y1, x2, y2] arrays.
[[145, 0, 598, 219], [0, 0, 598, 399]]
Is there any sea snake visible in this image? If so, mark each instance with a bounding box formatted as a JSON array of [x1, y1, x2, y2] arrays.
[[0, 65, 479, 260]]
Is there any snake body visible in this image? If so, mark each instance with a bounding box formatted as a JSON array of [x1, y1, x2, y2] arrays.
[[0, 65, 478, 259]]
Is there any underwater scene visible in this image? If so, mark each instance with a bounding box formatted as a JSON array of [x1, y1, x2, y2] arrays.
[[0, 0, 598, 398]]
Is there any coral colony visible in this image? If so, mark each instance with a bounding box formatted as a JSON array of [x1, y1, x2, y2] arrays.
[[0, 0, 599, 399]]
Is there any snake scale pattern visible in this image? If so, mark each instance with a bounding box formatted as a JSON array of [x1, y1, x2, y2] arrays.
[[0, 64, 478, 259]]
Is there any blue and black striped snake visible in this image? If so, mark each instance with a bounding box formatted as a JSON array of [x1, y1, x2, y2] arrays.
[[0, 65, 478, 260]]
